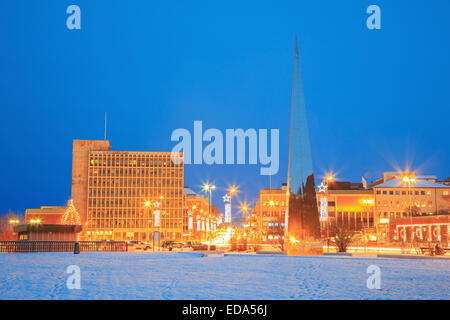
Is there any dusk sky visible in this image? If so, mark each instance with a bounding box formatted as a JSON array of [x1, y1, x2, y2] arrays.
[[1, 0, 449, 216]]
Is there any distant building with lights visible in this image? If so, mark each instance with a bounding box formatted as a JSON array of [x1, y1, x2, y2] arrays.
[[248, 172, 450, 247], [71, 140, 184, 242], [246, 185, 288, 244], [316, 183, 375, 232], [373, 177, 450, 244], [183, 187, 221, 241]]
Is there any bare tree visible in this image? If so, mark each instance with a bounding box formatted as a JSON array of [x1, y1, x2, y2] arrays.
[[330, 225, 355, 253], [0, 211, 23, 241]]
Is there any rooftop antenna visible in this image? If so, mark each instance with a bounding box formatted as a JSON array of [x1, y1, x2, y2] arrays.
[[104, 112, 107, 140]]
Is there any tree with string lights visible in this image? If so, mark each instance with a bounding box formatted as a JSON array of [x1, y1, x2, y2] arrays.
[[60, 200, 81, 225]]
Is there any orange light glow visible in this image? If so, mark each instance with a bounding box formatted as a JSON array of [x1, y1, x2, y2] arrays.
[[289, 236, 299, 244]]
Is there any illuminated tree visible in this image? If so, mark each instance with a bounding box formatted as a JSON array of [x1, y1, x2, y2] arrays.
[[61, 200, 81, 225]]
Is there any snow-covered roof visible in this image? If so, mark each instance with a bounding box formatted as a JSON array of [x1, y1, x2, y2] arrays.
[[184, 187, 204, 197], [375, 179, 450, 188], [416, 175, 438, 180]]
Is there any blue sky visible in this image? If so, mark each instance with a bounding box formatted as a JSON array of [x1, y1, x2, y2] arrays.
[[0, 0, 449, 215]]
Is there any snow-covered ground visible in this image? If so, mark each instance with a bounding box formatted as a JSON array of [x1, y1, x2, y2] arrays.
[[0, 252, 448, 299]]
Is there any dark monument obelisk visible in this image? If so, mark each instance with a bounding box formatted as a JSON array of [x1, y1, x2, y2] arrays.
[[285, 37, 323, 255]]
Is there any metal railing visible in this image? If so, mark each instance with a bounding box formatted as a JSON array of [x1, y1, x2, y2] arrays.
[[0, 241, 128, 253]]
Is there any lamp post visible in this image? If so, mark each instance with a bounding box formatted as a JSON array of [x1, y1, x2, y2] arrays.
[[229, 187, 237, 224], [268, 200, 275, 243], [203, 184, 216, 218], [324, 174, 334, 252], [203, 184, 215, 250], [154, 196, 164, 251], [145, 200, 151, 249], [402, 175, 416, 246]]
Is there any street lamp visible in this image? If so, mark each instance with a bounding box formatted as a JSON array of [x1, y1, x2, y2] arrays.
[[228, 186, 238, 225], [321, 174, 335, 252], [203, 184, 216, 250], [402, 175, 416, 244], [145, 201, 151, 243], [203, 184, 216, 218]]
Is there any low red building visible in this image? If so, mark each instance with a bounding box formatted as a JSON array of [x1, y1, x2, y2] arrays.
[[389, 215, 449, 246], [25, 206, 67, 224]]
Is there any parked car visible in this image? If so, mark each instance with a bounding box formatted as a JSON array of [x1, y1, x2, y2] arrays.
[[161, 241, 184, 251], [185, 241, 209, 251], [127, 241, 152, 251]]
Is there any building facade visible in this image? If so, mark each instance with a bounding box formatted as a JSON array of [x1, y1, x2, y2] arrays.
[[25, 206, 67, 224], [316, 188, 375, 232], [246, 187, 288, 244], [183, 187, 221, 241], [71, 140, 184, 242], [373, 178, 450, 244]]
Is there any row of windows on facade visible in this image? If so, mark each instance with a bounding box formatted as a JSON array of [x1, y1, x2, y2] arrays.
[[88, 210, 182, 216], [376, 190, 449, 196], [88, 199, 183, 207], [377, 200, 434, 207], [261, 211, 286, 217], [88, 189, 183, 197], [87, 220, 182, 228], [267, 222, 285, 227], [89, 157, 182, 167], [379, 211, 438, 218], [330, 219, 375, 229], [332, 215, 375, 224], [88, 179, 183, 187], [89, 168, 183, 177], [330, 212, 374, 218], [262, 201, 286, 207]]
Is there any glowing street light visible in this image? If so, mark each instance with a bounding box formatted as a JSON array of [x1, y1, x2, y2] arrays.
[[224, 186, 239, 225], [402, 175, 417, 233], [402, 176, 416, 183], [203, 183, 216, 250]]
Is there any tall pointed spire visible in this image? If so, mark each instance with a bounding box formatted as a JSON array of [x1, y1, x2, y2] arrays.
[[286, 36, 322, 255]]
